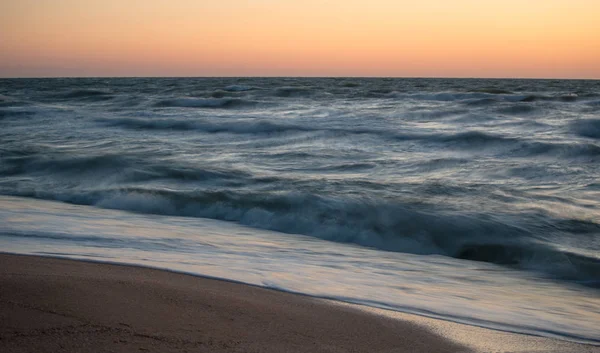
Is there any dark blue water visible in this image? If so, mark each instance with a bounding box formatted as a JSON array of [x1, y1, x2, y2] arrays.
[[1, 78, 599, 342]]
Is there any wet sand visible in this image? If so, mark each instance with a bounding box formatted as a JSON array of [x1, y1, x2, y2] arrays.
[[1, 254, 597, 353]]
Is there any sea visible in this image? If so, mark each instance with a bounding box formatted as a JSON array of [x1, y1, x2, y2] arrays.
[[1, 77, 599, 344]]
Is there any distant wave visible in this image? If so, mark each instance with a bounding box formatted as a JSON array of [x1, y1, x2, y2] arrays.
[[340, 81, 361, 88], [468, 88, 514, 94], [209, 90, 243, 98], [223, 84, 255, 92], [525, 141, 600, 159], [365, 89, 395, 98], [0, 152, 253, 184], [98, 117, 201, 131], [273, 86, 314, 97], [398, 92, 583, 104], [463, 98, 501, 106], [95, 117, 600, 159], [401, 92, 499, 102], [587, 100, 600, 106], [303, 162, 377, 172], [433, 130, 513, 145], [94, 116, 433, 142], [570, 119, 600, 139], [0, 95, 14, 107], [0, 108, 36, 120], [53, 89, 114, 101], [154, 97, 257, 109], [96, 117, 314, 134], [423, 132, 600, 159], [0, 97, 29, 108], [518, 94, 579, 103], [32, 86, 587, 107], [0, 153, 132, 177], [496, 104, 537, 115]]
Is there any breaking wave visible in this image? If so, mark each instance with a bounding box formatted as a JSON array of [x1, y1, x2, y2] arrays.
[[6, 185, 599, 283]]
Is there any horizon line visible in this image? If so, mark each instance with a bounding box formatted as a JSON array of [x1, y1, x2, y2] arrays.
[[1, 75, 599, 81]]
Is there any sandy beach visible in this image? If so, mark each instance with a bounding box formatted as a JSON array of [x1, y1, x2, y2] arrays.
[[1, 253, 598, 353]]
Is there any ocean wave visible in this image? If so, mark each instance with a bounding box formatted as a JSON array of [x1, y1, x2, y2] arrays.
[[302, 162, 377, 172], [96, 116, 600, 159], [0, 153, 132, 177], [94, 116, 426, 142], [10, 186, 599, 283], [496, 104, 537, 115], [98, 117, 200, 131], [365, 89, 395, 98], [0, 108, 36, 120], [519, 94, 579, 103], [97, 117, 315, 134], [273, 86, 314, 97], [0, 151, 253, 184], [433, 131, 514, 146], [456, 243, 600, 281], [525, 141, 600, 159], [98, 116, 423, 139], [0, 98, 29, 108], [429, 132, 600, 158], [224, 84, 255, 92], [340, 81, 361, 88], [399, 92, 539, 103], [463, 97, 500, 106], [570, 119, 600, 139], [402, 92, 495, 102], [0, 95, 15, 107], [98, 115, 494, 146], [154, 97, 256, 109], [468, 88, 514, 94], [399, 91, 582, 104], [587, 100, 600, 106], [54, 89, 114, 101], [404, 108, 469, 120], [209, 90, 241, 98]]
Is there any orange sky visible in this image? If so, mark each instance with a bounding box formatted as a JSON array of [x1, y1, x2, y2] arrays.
[[1, 0, 599, 78]]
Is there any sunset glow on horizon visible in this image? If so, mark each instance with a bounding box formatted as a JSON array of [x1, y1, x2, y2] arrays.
[[1, 0, 599, 78]]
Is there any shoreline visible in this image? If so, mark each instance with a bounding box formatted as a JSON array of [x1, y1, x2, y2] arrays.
[[1, 253, 598, 353]]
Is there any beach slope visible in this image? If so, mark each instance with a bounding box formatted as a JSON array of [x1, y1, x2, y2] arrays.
[[0, 254, 470, 353], [1, 254, 598, 353]]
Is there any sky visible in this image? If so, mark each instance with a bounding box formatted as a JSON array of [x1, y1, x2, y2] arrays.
[[1, 0, 599, 78]]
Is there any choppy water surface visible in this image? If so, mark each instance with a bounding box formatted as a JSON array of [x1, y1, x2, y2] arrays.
[[1, 78, 599, 343]]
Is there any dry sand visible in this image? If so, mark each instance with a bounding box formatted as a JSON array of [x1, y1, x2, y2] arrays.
[[1, 253, 598, 353]]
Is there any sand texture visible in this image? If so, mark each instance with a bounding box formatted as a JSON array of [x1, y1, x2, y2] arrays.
[[1, 254, 598, 353]]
